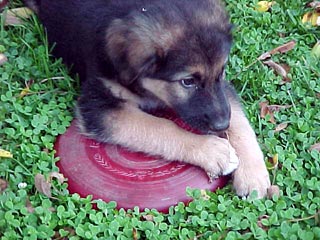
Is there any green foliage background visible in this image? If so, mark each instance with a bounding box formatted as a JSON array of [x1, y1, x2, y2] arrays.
[[0, 0, 319, 239]]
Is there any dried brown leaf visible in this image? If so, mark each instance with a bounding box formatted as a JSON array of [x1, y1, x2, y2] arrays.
[[3, 7, 33, 26], [280, 64, 292, 84], [133, 228, 138, 240], [0, 178, 8, 192], [268, 104, 291, 112], [259, 101, 291, 124], [54, 227, 75, 240], [302, 10, 320, 26], [310, 143, 320, 151], [49, 172, 66, 184], [259, 101, 275, 123], [257, 215, 270, 231], [257, 41, 296, 60], [270, 41, 296, 54], [257, 52, 271, 61], [34, 173, 54, 199], [26, 198, 35, 213], [306, 1, 320, 9], [267, 154, 279, 170], [275, 122, 288, 132], [200, 189, 210, 200], [263, 60, 291, 83], [142, 214, 154, 222]]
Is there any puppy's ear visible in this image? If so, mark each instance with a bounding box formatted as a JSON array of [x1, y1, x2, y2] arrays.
[[106, 17, 182, 85]]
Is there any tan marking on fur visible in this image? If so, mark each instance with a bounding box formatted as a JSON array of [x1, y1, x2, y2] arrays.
[[189, 61, 227, 86], [101, 78, 141, 106], [106, 17, 184, 79], [171, 82, 189, 102], [141, 77, 190, 105], [102, 103, 239, 177], [187, 65, 206, 76], [140, 78, 172, 106], [132, 15, 184, 52], [227, 98, 271, 198], [195, 0, 229, 30], [127, 20, 184, 69]]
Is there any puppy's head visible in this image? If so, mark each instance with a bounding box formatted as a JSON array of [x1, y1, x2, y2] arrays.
[[106, 0, 232, 133]]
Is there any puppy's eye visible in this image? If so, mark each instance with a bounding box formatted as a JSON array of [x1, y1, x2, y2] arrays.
[[180, 78, 197, 88]]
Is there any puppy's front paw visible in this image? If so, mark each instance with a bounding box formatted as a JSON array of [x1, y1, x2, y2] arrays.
[[193, 136, 239, 181], [232, 161, 271, 199]]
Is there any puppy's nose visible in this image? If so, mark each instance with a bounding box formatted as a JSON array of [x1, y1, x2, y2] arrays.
[[210, 120, 230, 132]]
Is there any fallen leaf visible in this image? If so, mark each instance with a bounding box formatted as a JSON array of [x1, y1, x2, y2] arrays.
[[49, 172, 66, 184], [306, 1, 320, 9], [263, 60, 291, 83], [133, 228, 138, 240], [259, 101, 291, 124], [268, 104, 291, 112], [302, 10, 320, 26], [267, 185, 280, 198], [280, 63, 291, 74], [310, 143, 320, 151], [259, 101, 276, 123], [259, 101, 269, 118], [19, 79, 34, 98], [141, 214, 154, 222], [0, 53, 7, 66], [280, 64, 292, 84], [257, 51, 271, 61], [275, 122, 288, 132], [42, 148, 49, 153], [0, 149, 13, 158], [34, 173, 54, 199], [54, 227, 75, 239], [19, 87, 31, 98], [311, 41, 320, 58], [3, 7, 33, 26], [0, 178, 8, 192], [270, 40, 296, 55], [257, 215, 270, 231], [258, 41, 296, 60], [255, 1, 276, 12], [26, 198, 35, 213], [267, 154, 279, 170], [200, 189, 210, 200]]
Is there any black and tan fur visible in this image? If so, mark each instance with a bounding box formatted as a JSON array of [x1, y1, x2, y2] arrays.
[[25, 0, 270, 198]]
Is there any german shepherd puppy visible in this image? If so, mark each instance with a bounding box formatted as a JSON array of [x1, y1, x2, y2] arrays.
[[25, 0, 270, 198]]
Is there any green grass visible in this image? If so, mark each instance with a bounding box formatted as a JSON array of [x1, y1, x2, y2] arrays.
[[1, 0, 320, 239]]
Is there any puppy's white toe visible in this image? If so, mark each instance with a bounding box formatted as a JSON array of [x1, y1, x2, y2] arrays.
[[222, 144, 239, 175]]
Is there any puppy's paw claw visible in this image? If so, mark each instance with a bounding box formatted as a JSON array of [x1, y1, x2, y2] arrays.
[[206, 172, 218, 183]]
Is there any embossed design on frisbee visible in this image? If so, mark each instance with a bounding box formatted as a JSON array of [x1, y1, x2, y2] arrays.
[[86, 140, 188, 180]]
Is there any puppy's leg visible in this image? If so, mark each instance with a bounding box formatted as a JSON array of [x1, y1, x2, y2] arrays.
[[78, 98, 239, 179], [108, 103, 240, 178], [227, 95, 271, 198]]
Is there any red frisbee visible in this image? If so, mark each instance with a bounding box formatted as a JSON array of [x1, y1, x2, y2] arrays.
[[0, 0, 8, 9], [55, 111, 229, 212]]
